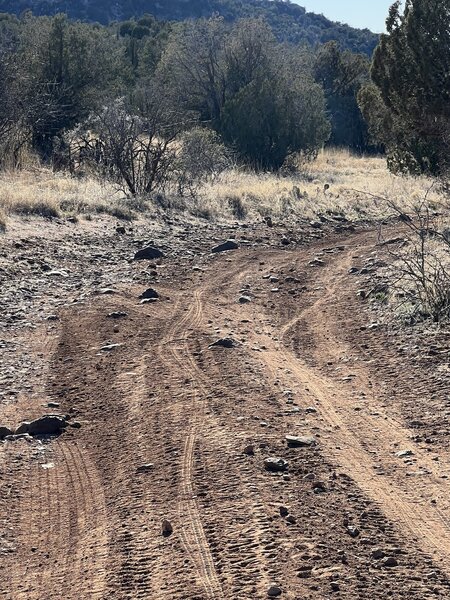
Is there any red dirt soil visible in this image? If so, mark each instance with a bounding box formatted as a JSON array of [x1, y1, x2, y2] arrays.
[[1, 227, 450, 599]]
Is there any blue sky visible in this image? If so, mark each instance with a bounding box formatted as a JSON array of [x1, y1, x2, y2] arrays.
[[299, 0, 395, 32]]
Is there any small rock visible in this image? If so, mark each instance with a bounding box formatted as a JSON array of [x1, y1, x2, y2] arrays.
[[139, 288, 159, 300], [243, 445, 255, 456], [47, 402, 60, 408], [0, 426, 13, 440], [309, 258, 325, 267], [100, 344, 122, 352], [371, 548, 385, 560], [162, 520, 173, 537], [286, 515, 297, 524], [69, 421, 82, 429], [211, 240, 239, 253], [209, 338, 236, 349], [136, 463, 154, 473], [264, 457, 288, 472], [312, 480, 327, 491], [279, 506, 289, 517], [285, 435, 316, 448], [107, 311, 128, 319], [382, 556, 398, 568], [346, 525, 360, 538], [267, 585, 282, 597], [116, 226, 126, 234], [134, 246, 164, 260], [396, 449, 414, 458], [239, 295, 252, 304]]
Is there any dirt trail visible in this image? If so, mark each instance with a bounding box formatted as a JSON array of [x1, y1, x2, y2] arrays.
[[2, 227, 450, 599]]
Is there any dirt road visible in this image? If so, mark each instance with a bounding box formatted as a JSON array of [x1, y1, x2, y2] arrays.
[[2, 227, 450, 599]]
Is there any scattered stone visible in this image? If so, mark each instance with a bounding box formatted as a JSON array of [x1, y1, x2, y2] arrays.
[[265, 217, 273, 228], [162, 520, 173, 537], [279, 506, 289, 517], [15, 415, 67, 436], [5, 433, 33, 442], [330, 582, 340, 592], [264, 457, 288, 472], [47, 402, 60, 409], [396, 449, 414, 458], [286, 515, 297, 524], [116, 226, 126, 235], [209, 338, 236, 349], [371, 548, 385, 560], [134, 246, 164, 260], [379, 236, 406, 246], [285, 435, 316, 448], [239, 295, 252, 304], [0, 426, 13, 440], [136, 463, 154, 473], [243, 445, 255, 456], [100, 344, 122, 352], [305, 407, 317, 414], [309, 258, 325, 267], [70, 421, 82, 429], [139, 288, 159, 300], [346, 525, 360, 538], [267, 585, 282, 597], [107, 311, 128, 319], [312, 480, 327, 491], [382, 556, 398, 568], [211, 240, 239, 253]]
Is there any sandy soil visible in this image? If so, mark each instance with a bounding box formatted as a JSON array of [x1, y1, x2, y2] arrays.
[[1, 217, 450, 599]]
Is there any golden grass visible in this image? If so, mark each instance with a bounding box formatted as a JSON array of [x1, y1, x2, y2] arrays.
[[198, 148, 449, 222], [0, 168, 127, 221], [0, 149, 448, 228]]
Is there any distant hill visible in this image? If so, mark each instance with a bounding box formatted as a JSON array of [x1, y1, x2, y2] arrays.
[[0, 0, 379, 55]]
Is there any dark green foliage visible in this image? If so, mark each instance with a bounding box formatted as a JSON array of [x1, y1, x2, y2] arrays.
[[360, 0, 450, 176], [313, 41, 376, 153], [159, 18, 330, 169], [0, 0, 379, 55]]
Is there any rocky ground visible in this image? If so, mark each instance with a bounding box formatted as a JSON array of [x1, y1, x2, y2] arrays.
[[0, 212, 449, 599]]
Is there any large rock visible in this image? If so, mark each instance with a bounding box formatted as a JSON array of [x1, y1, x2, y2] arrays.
[[0, 426, 13, 440], [134, 246, 164, 260], [211, 240, 239, 253], [285, 435, 316, 448], [15, 415, 67, 436], [139, 288, 159, 300], [264, 457, 288, 472]]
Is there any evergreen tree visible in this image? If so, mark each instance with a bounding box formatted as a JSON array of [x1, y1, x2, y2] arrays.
[[365, 0, 450, 175]]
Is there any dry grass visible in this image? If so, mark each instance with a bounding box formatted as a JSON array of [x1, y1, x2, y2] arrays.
[[198, 148, 449, 222], [0, 208, 6, 233], [0, 150, 448, 228], [0, 168, 130, 222]]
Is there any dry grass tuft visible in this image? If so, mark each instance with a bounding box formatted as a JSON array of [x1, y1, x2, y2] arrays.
[[198, 149, 449, 222], [0, 168, 126, 220], [0, 208, 6, 232]]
